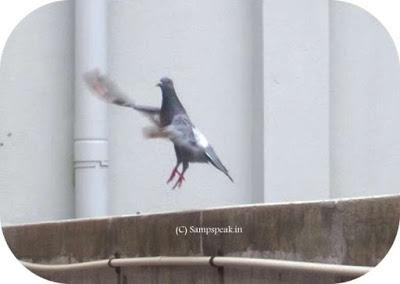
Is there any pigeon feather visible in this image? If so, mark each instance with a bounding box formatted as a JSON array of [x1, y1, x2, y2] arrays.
[[84, 69, 161, 126]]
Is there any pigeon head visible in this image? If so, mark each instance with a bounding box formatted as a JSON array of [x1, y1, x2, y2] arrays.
[[156, 77, 174, 89]]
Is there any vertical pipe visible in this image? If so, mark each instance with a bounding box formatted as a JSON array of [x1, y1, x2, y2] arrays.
[[74, 0, 108, 218]]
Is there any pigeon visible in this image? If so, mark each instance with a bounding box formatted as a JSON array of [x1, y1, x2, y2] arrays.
[[84, 70, 233, 188]]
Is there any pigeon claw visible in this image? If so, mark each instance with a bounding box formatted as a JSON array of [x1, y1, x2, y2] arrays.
[[167, 168, 185, 184], [172, 175, 185, 189]]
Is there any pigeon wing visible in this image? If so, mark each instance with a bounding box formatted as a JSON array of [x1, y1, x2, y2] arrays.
[[164, 114, 197, 149], [142, 114, 198, 149], [83, 69, 161, 126]]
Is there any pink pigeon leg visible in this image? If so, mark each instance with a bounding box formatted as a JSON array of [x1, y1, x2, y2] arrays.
[[167, 166, 185, 184], [172, 174, 185, 189]]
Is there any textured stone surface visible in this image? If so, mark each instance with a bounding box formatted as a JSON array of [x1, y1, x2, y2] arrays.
[[2, 195, 400, 283]]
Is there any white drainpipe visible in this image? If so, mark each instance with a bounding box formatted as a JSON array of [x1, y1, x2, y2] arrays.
[[74, 0, 108, 218]]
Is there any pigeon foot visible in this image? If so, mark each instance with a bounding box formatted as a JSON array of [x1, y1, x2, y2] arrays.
[[172, 175, 185, 189], [167, 168, 185, 184]]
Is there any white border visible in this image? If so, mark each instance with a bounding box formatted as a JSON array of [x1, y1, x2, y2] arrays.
[[0, 0, 399, 283], [344, 0, 400, 60]]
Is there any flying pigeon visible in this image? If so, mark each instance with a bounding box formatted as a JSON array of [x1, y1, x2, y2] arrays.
[[84, 70, 233, 188]]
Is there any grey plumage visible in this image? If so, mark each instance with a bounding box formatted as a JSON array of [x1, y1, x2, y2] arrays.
[[84, 69, 233, 188]]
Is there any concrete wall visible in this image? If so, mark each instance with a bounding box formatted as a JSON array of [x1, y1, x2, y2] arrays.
[[0, 0, 399, 224], [3, 195, 400, 283]]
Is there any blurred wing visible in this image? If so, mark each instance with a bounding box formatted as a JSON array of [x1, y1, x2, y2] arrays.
[[84, 69, 135, 107], [143, 114, 199, 152], [83, 69, 160, 126]]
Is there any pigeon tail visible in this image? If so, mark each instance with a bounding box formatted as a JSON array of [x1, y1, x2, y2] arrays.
[[205, 146, 234, 182]]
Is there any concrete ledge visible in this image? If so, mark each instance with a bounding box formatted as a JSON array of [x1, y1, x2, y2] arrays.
[[2, 195, 400, 283]]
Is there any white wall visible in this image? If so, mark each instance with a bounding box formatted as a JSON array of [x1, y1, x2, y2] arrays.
[[0, 1, 74, 224], [263, 0, 330, 202], [330, 2, 400, 198], [107, 0, 256, 215], [0, 0, 399, 224]]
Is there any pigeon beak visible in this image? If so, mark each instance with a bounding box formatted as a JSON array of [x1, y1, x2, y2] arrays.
[[156, 82, 162, 87]]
